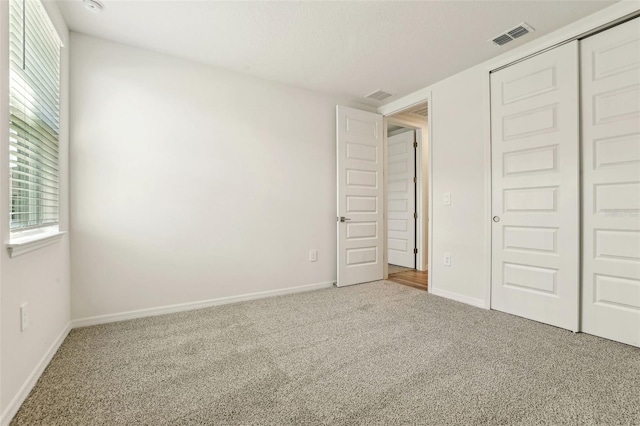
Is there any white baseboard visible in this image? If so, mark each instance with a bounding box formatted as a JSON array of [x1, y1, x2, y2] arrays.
[[71, 280, 336, 328], [0, 322, 71, 426], [430, 287, 486, 309]]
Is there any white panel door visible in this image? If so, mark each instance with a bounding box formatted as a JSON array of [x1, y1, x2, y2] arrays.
[[336, 106, 384, 287], [387, 130, 416, 268], [491, 41, 580, 331], [581, 18, 640, 347]]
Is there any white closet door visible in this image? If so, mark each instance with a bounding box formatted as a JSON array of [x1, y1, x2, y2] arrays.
[[387, 130, 416, 268], [490, 41, 580, 331], [581, 18, 640, 347]]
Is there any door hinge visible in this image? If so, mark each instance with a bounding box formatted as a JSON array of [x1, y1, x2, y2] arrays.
[[413, 176, 417, 184], [413, 248, 418, 254], [413, 212, 418, 219], [413, 141, 418, 149]]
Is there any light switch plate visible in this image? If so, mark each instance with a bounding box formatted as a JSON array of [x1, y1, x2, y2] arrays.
[[444, 192, 451, 206], [309, 249, 318, 262], [20, 303, 29, 331]]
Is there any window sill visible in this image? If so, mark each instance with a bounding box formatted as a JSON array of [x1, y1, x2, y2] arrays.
[[7, 231, 67, 258]]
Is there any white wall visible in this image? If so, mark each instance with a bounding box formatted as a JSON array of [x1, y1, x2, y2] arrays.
[[427, 67, 486, 305], [0, 1, 71, 422], [69, 33, 373, 321]]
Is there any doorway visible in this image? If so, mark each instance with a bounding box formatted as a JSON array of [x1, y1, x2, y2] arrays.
[[335, 98, 432, 290], [385, 102, 429, 291]]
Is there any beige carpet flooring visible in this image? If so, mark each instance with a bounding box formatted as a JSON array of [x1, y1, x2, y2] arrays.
[[10, 281, 640, 425]]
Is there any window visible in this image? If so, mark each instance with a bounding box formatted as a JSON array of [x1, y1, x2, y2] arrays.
[[9, 0, 62, 231]]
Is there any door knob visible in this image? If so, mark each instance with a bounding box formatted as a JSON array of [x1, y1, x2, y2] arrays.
[[493, 216, 500, 223], [338, 216, 351, 222]]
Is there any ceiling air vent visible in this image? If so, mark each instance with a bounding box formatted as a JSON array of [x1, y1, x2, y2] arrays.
[[365, 90, 394, 102], [490, 22, 535, 47], [492, 34, 513, 46]]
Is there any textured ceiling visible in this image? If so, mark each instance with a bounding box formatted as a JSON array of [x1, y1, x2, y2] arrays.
[[56, 0, 618, 105]]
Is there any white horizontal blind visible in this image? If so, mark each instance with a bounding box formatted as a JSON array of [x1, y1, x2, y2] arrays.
[[9, 0, 62, 230]]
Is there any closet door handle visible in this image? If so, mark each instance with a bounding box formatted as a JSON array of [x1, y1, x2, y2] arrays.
[[492, 216, 500, 223]]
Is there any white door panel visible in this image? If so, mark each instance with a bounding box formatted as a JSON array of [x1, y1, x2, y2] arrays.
[[387, 130, 416, 268], [581, 18, 640, 347], [337, 106, 384, 287], [491, 41, 580, 331]]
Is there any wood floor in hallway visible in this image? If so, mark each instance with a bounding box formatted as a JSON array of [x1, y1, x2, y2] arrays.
[[387, 266, 428, 291]]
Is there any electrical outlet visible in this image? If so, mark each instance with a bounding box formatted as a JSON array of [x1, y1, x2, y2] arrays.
[[309, 249, 318, 262], [444, 253, 452, 267], [20, 303, 29, 332], [444, 192, 451, 206]]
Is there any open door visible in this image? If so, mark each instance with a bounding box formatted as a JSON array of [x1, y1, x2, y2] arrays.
[[336, 106, 384, 287]]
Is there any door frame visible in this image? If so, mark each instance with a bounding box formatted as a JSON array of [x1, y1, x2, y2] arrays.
[[382, 92, 433, 290], [384, 118, 425, 273], [385, 126, 419, 270]]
